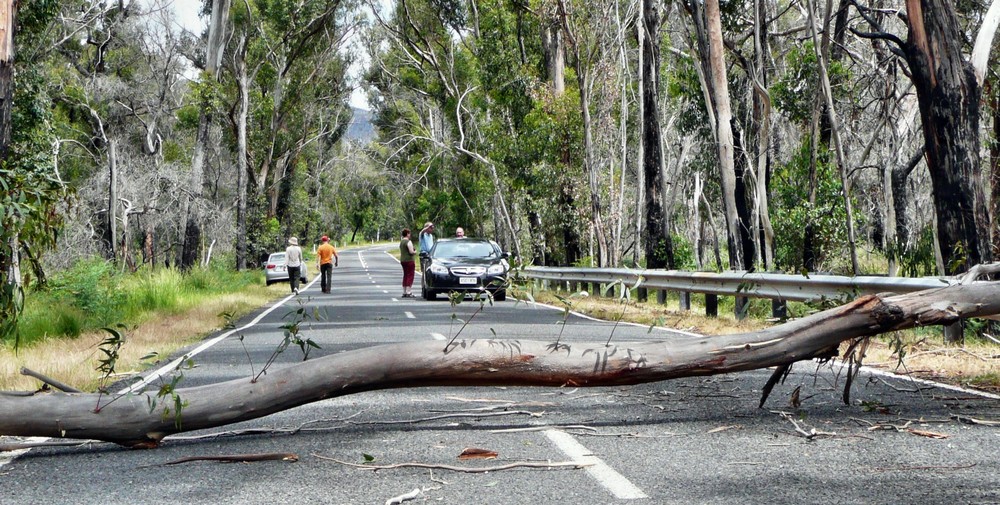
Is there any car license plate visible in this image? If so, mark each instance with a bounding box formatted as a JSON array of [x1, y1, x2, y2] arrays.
[[459, 277, 477, 285]]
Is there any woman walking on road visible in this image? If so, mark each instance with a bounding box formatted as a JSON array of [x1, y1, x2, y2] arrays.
[[399, 228, 416, 298]]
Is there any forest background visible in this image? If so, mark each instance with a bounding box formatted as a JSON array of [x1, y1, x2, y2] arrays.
[[1, 0, 999, 352]]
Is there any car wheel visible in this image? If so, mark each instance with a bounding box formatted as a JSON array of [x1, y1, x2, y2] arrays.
[[265, 279, 273, 286], [423, 288, 436, 301], [493, 289, 506, 302]]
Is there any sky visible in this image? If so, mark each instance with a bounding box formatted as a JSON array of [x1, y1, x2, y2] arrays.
[[166, 0, 371, 110]]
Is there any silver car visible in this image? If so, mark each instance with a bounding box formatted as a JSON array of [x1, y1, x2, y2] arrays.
[[264, 252, 309, 286]]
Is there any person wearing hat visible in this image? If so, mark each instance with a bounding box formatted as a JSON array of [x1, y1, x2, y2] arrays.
[[316, 235, 339, 294], [418, 222, 436, 272], [285, 236, 304, 295]]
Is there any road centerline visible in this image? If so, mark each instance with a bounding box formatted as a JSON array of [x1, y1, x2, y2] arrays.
[[545, 429, 648, 500]]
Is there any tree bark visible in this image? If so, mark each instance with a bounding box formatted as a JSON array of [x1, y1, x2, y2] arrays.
[[689, 0, 745, 271], [641, 0, 674, 271], [2, 281, 999, 448], [903, 0, 993, 276], [0, 0, 11, 160], [234, 33, 250, 271]]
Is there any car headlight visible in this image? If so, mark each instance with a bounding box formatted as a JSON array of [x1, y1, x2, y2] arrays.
[[487, 263, 506, 275], [430, 264, 449, 275]]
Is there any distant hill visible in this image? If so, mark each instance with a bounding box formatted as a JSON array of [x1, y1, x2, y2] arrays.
[[346, 107, 375, 143]]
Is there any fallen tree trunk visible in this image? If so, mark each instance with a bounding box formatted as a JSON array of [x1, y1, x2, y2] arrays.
[[2, 282, 999, 448]]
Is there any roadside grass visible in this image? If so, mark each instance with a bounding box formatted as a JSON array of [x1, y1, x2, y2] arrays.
[[517, 286, 1000, 394], [1, 258, 289, 391]]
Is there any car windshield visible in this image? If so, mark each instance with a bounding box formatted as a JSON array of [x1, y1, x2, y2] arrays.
[[433, 241, 496, 259]]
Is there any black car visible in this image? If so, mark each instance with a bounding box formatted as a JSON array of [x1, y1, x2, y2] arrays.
[[421, 238, 510, 301]]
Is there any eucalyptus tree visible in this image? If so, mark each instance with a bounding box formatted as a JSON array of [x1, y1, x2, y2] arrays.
[[0, 0, 68, 343], [682, 0, 749, 274], [852, 0, 995, 279], [365, 0, 527, 257], [639, 0, 676, 275], [222, 0, 356, 268], [556, 0, 615, 267], [181, 0, 231, 270]]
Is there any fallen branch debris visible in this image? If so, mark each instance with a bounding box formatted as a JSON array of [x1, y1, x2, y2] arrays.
[[311, 453, 593, 473]]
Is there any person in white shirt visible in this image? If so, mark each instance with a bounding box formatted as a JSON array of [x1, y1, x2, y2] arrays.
[[285, 236, 303, 294]]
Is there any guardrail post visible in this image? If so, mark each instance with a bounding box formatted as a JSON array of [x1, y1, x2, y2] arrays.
[[679, 292, 691, 311], [637, 287, 648, 302], [943, 322, 962, 343], [772, 299, 787, 319], [735, 296, 749, 320], [656, 289, 666, 305], [705, 294, 718, 317], [591, 281, 601, 297]]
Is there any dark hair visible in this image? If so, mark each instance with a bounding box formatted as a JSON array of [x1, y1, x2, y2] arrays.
[[401, 228, 410, 237]]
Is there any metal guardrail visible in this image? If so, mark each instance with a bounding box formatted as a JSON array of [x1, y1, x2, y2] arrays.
[[521, 266, 956, 305]]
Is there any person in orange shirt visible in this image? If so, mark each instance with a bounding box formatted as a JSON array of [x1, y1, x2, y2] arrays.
[[316, 235, 339, 294]]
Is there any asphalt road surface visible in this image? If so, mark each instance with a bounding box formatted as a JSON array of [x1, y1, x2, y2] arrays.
[[2, 244, 999, 505]]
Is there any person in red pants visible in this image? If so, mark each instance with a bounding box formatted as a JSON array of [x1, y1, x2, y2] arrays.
[[399, 228, 416, 297]]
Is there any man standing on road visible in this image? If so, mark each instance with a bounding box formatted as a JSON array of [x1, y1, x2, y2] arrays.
[[285, 237, 303, 295], [316, 235, 338, 294], [418, 222, 435, 272]]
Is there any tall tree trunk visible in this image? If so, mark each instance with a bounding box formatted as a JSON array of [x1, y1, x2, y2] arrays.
[[578, 76, 610, 267], [107, 140, 118, 262], [0, 0, 10, 161], [690, 0, 745, 271], [993, 83, 1000, 258], [559, 1, 610, 267], [641, 0, 674, 271], [181, 0, 231, 270], [234, 35, 250, 271], [807, 0, 860, 275], [751, 0, 775, 271], [543, 21, 565, 95], [0, 0, 19, 342], [902, 0, 993, 277]]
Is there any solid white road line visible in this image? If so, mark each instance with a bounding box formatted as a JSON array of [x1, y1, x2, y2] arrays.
[[0, 437, 47, 469], [121, 276, 320, 395], [430, 333, 446, 340], [405, 312, 415, 319], [545, 430, 648, 500]]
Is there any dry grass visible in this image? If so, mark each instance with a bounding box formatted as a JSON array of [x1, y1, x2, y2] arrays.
[[856, 337, 1000, 394], [522, 289, 1000, 394], [522, 290, 771, 336], [0, 290, 280, 392]]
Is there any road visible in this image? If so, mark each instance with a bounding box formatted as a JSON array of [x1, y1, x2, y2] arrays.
[[2, 244, 999, 505]]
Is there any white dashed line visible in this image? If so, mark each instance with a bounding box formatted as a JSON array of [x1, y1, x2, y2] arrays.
[[405, 312, 415, 319], [430, 333, 446, 340], [545, 430, 648, 500]]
